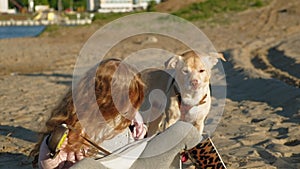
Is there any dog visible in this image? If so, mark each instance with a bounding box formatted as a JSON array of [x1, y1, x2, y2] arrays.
[[139, 50, 225, 136]]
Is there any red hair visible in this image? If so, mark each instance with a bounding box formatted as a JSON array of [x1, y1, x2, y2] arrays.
[[30, 58, 144, 165]]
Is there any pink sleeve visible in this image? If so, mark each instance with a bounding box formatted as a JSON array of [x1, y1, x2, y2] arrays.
[[38, 136, 69, 169]]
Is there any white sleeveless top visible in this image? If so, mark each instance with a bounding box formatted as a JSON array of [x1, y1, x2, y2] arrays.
[[101, 128, 135, 153]]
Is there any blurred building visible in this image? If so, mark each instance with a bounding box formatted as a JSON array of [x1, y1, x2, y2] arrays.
[[98, 0, 133, 13], [0, 0, 8, 13], [28, 0, 34, 12], [87, 0, 160, 12], [87, 0, 99, 12], [0, 0, 17, 13]]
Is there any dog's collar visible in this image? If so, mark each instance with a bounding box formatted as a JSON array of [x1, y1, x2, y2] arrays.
[[166, 77, 207, 113], [174, 85, 207, 112]]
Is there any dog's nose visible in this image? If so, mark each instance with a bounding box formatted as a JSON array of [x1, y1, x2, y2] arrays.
[[191, 79, 198, 87]]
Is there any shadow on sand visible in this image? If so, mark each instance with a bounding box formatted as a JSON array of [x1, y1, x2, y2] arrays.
[[223, 50, 300, 123], [0, 125, 38, 169], [21, 72, 73, 87], [222, 50, 300, 168]]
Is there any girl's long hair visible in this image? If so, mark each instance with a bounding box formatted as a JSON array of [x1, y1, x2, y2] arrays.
[[30, 58, 144, 166]]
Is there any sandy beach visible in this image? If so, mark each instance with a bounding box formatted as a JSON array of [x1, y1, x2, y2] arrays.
[[0, 0, 300, 168]]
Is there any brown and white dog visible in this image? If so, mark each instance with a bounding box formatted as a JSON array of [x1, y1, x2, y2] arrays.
[[140, 50, 225, 136]]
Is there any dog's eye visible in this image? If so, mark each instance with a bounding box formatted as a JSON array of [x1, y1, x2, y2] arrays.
[[182, 69, 189, 74], [199, 69, 205, 73]]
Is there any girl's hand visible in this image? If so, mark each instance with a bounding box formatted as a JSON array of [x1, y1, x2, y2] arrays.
[[38, 135, 84, 169], [131, 112, 148, 140]]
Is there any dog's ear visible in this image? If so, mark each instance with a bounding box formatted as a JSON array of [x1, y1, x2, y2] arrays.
[[211, 52, 226, 62], [164, 55, 182, 69], [202, 52, 226, 70]]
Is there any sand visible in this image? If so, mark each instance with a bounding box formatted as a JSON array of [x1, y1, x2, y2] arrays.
[[0, 0, 300, 168]]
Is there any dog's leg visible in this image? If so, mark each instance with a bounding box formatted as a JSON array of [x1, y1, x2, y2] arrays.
[[147, 115, 163, 136]]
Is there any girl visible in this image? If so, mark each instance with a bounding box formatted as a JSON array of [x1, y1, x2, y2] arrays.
[[30, 58, 147, 169]]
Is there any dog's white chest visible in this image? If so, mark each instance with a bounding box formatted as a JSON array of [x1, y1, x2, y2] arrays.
[[184, 104, 209, 122]]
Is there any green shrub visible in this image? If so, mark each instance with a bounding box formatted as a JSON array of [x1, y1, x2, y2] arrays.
[[147, 0, 157, 12], [173, 0, 270, 21]]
